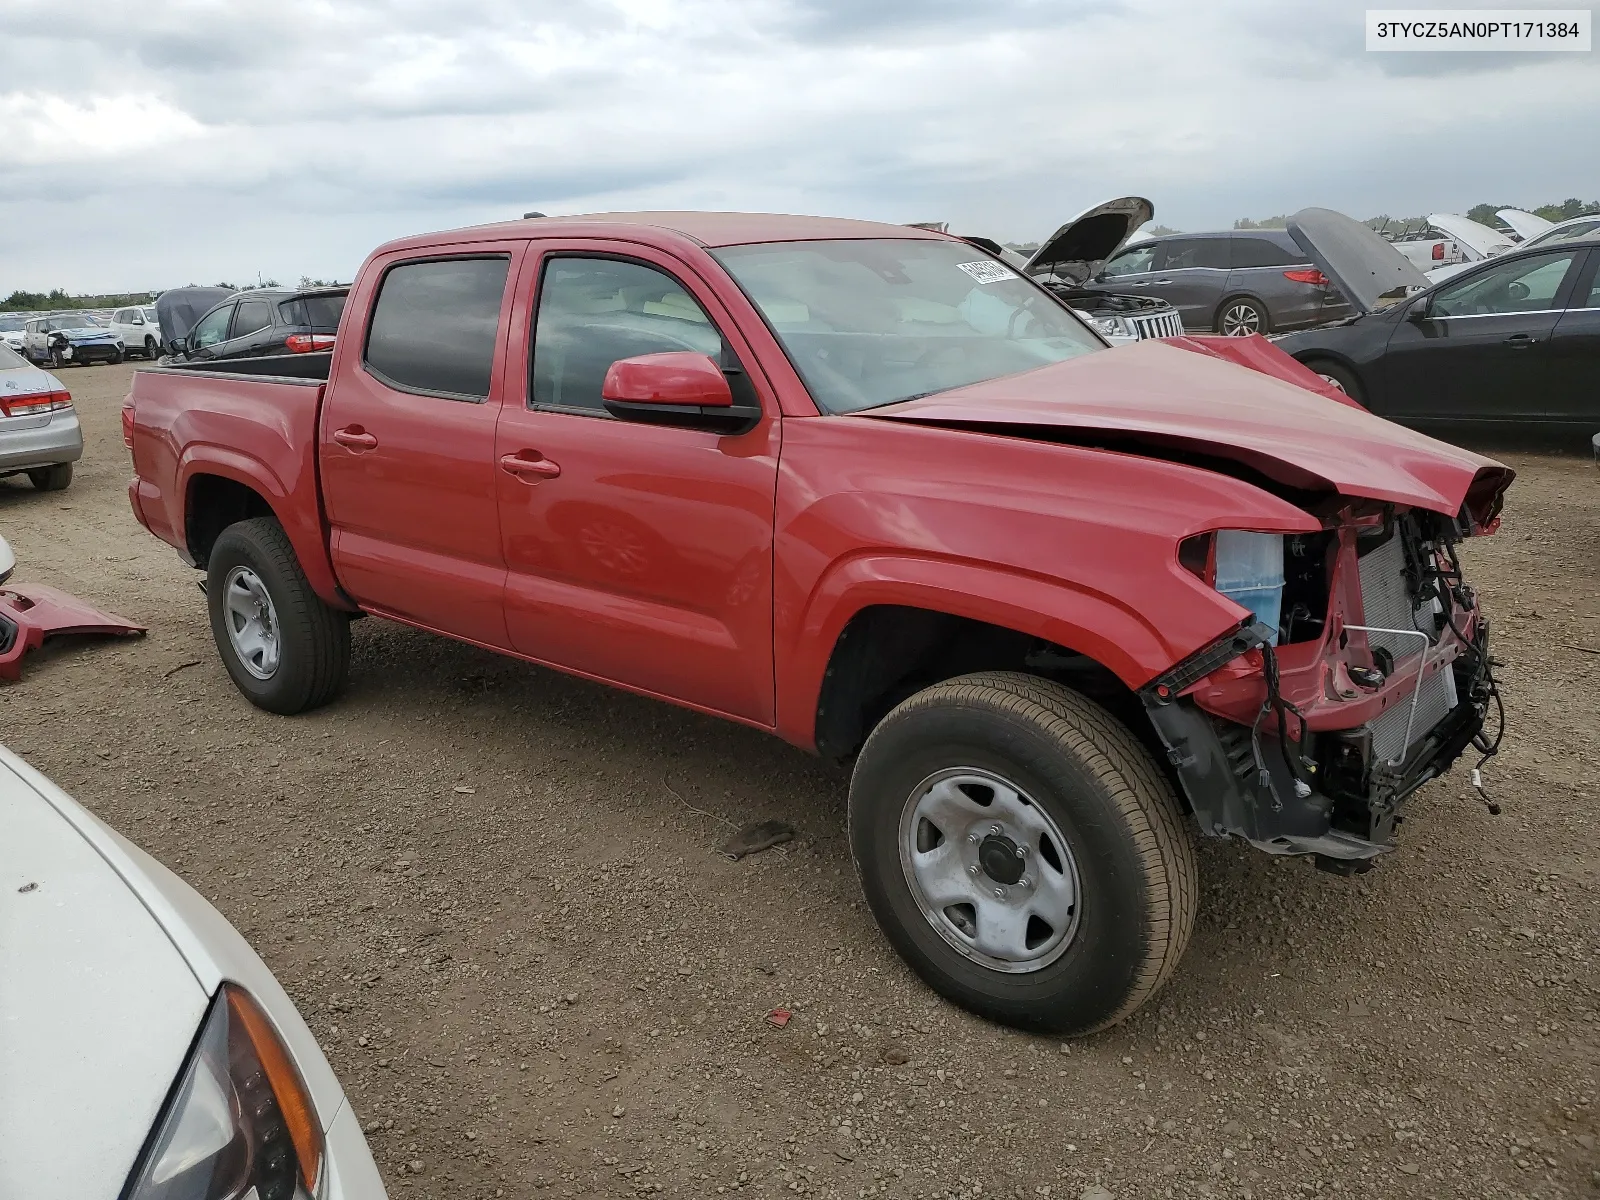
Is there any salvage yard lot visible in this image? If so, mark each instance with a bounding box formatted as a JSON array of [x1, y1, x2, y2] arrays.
[[4, 361, 1598, 1199]]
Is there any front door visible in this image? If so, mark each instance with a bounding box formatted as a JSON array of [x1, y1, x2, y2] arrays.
[[493, 245, 780, 724], [1546, 249, 1600, 427], [1382, 248, 1583, 425], [319, 247, 523, 647]]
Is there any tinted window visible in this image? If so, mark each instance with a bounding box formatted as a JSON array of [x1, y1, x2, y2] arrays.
[[1432, 251, 1579, 316], [366, 258, 509, 399], [1583, 269, 1600, 309], [191, 305, 234, 348], [533, 258, 721, 413], [232, 299, 273, 338], [1101, 244, 1156, 277], [1230, 236, 1300, 268], [279, 293, 346, 331], [1157, 239, 1229, 270], [1531, 218, 1600, 248]]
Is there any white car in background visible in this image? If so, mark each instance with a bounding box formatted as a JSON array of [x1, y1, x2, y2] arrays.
[[110, 304, 165, 359], [0, 732, 387, 1200], [0, 315, 25, 353], [1423, 213, 1521, 283], [1519, 212, 1600, 250]]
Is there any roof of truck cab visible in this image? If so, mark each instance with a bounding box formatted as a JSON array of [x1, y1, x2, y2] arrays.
[[373, 212, 948, 256]]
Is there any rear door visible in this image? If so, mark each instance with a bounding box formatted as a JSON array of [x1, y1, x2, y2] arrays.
[[319, 245, 525, 646], [1545, 248, 1600, 427], [221, 297, 276, 358], [492, 242, 781, 724], [1225, 234, 1341, 330], [1381, 248, 1583, 424], [1147, 237, 1229, 329]]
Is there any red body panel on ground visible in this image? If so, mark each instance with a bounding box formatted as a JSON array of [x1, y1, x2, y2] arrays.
[[0, 584, 145, 681]]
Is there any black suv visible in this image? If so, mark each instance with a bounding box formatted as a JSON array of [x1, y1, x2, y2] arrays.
[[1072, 230, 1352, 336], [167, 287, 348, 364]]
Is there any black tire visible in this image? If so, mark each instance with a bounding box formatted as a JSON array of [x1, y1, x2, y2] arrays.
[[144, 336, 159, 360], [1215, 295, 1269, 336], [849, 671, 1198, 1036], [106, 348, 124, 365], [206, 516, 350, 715], [27, 463, 72, 491], [49, 346, 67, 369], [1302, 358, 1364, 405]]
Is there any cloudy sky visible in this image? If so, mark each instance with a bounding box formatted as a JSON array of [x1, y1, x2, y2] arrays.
[[1, 0, 1595, 293]]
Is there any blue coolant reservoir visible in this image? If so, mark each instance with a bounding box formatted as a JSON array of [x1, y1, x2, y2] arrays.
[[1213, 531, 1285, 644]]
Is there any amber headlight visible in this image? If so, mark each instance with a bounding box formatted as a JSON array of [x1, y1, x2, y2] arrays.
[[124, 984, 323, 1200]]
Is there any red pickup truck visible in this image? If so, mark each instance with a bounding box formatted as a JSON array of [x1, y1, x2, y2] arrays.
[[126, 212, 1512, 1034]]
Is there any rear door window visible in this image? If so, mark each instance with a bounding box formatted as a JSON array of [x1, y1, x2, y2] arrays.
[[1157, 239, 1229, 270], [231, 299, 274, 338], [1230, 236, 1300, 268], [364, 257, 510, 400], [531, 256, 722, 414], [280, 293, 347, 331]]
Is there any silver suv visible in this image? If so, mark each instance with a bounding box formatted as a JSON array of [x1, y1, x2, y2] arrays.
[[1076, 229, 1353, 336]]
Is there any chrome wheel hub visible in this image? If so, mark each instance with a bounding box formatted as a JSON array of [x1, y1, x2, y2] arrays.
[[1221, 304, 1261, 335], [898, 767, 1082, 973], [222, 566, 280, 680]]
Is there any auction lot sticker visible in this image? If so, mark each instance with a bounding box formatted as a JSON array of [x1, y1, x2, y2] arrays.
[[1367, 9, 1591, 50], [956, 261, 1019, 285]]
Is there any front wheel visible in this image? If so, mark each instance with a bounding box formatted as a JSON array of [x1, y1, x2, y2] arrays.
[[1303, 358, 1364, 405], [206, 517, 350, 714], [144, 336, 159, 359], [849, 672, 1197, 1035], [1216, 296, 1269, 336]]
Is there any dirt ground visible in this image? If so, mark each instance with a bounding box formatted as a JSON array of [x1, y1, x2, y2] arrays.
[[4, 360, 1598, 1200]]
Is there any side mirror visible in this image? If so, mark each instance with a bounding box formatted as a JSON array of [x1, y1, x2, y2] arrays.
[[1408, 298, 1431, 322], [0, 535, 14, 587], [601, 352, 760, 433], [172, 336, 189, 355]]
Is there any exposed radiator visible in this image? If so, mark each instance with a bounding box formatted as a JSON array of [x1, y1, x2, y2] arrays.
[[1358, 532, 1457, 763]]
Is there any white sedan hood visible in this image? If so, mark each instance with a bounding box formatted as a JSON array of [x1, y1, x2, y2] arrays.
[[1496, 208, 1554, 241], [0, 758, 207, 1199]]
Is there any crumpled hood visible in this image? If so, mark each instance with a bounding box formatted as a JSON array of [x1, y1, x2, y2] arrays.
[[54, 326, 117, 341], [865, 338, 1513, 524], [0, 753, 207, 1198]]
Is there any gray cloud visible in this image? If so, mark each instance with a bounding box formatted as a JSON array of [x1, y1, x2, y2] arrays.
[[0, 0, 1595, 292]]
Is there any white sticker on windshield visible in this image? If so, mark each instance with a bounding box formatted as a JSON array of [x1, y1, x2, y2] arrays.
[[956, 260, 1019, 285]]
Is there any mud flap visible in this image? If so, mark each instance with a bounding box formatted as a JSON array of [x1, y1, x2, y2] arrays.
[[0, 584, 146, 681]]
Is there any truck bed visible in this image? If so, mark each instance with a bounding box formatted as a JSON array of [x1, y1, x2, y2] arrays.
[[157, 350, 332, 381]]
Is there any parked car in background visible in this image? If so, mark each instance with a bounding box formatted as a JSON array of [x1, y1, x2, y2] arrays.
[[1498, 208, 1555, 242], [0, 343, 81, 490], [110, 305, 164, 359], [1070, 227, 1352, 335], [166, 286, 348, 364], [127, 210, 1511, 1034], [0, 742, 388, 1199], [21, 314, 123, 367], [0, 315, 26, 353], [1275, 217, 1599, 434], [1518, 213, 1600, 251]]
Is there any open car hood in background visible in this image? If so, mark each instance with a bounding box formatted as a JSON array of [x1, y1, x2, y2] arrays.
[[863, 338, 1512, 526], [1024, 196, 1155, 285], [1497, 208, 1555, 241], [1428, 213, 1516, 259], [1286, 208, 1429, 314], [153, 286, 235, 350]]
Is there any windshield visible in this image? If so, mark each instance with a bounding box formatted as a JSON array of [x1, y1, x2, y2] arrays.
[[712, 239, 1101, 414], [1525, 218, 1600, 248]]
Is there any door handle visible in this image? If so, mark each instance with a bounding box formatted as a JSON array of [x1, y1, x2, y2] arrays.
[[1147, 279, 1174, 286], [1503, 333, 1537, 348], [500, 452, 561, 480], [331, 426, 378, 450]]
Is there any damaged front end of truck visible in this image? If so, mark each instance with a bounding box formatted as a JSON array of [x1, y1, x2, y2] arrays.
[[1142, 497, 1504, 870]]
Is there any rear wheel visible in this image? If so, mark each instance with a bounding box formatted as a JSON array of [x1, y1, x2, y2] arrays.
[[27, 463, 72, 491], [206, 516, 350, 714], [1215, 296, 1269, 336], [849, 671, 1198, 1035], [1303, 358, 1364, 404]]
